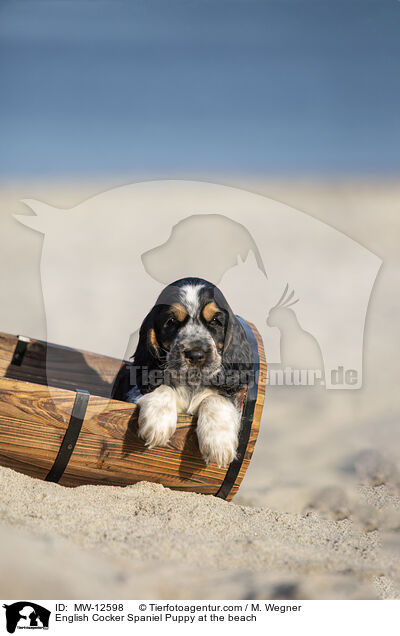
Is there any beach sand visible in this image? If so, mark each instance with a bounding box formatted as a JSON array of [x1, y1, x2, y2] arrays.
[[0, 178, 399, 599], [0, 467, 399, 600]]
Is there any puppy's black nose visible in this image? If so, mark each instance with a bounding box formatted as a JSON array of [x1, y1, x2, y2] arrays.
[[184, 347, 207, 365]]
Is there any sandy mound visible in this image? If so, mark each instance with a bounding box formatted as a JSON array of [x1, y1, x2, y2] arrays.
[[0, 466, 398, 599]]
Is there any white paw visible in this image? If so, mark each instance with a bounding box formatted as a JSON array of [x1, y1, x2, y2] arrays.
[[198, 429, 238, 468], [137, 385, 177, 448], [196, 395, 240, 468]]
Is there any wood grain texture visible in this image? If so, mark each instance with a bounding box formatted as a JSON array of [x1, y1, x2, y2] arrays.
[[0, 322, 266, 499], [0, 332, 120, 396]]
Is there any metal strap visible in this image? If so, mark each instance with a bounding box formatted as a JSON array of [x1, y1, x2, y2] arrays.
[[11, 336, 30, 366], [45, 389, 90, 483], [215, 317, 259, 500]]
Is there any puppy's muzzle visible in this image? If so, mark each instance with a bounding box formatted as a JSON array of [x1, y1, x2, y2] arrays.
[[184, 343, 210, 367]]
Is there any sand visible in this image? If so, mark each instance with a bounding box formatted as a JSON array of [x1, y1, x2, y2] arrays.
[[0, 466, 398, 600], [0, 178, 399, 599]]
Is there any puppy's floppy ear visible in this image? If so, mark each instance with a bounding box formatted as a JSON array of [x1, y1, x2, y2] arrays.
[[222, 312, 253, 371], [213, 288, 235, 354], [133, 306, 161, 365], [221, 308, 234, 353]]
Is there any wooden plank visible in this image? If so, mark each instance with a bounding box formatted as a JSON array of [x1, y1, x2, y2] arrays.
[[0, 332, 121, 397], [0, 378, 227, 492]]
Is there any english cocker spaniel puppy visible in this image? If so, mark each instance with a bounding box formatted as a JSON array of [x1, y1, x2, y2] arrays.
[[112, 277, 253, 467]]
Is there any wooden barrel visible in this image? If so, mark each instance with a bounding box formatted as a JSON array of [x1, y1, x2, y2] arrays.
[[0, 319, 266, 501]]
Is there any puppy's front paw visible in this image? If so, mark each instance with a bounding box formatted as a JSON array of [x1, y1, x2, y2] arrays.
[[137, 386, 177, 448], [196, 395, 240, 468], [198, 429, 238, 468]]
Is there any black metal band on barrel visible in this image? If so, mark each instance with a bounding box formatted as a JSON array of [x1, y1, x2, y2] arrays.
[[45, 389, 89, 483], [11, 336, 30, 366], [215, 316, 259, 500]]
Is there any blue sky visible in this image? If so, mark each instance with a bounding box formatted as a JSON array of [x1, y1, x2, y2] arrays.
[[0, 0, 399, 177]]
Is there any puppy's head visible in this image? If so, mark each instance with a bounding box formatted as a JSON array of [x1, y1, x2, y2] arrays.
[[134, 278, 236, 386]]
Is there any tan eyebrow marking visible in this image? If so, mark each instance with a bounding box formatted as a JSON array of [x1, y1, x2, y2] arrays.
[[202, 301, 220, 322], [171, 303, 187, 322]]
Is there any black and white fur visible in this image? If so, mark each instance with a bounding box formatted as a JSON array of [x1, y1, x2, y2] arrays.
[[112, 277, 253, 467]]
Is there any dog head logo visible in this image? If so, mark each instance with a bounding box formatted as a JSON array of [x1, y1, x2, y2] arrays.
[[14, 180, 381, 389], [3, 602, 50, 633]]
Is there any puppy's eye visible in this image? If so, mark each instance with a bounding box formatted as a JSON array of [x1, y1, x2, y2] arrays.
[[210, 315, 222, 326], [165, 316, 178, 328]]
